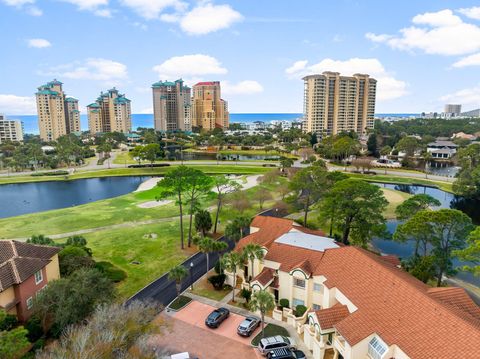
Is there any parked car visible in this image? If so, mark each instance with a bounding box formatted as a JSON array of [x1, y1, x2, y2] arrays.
[[266, 348, 306, 359], [258, 335, 296, 356], [237, 316, 261, 337], [205, 307, 230, 328]]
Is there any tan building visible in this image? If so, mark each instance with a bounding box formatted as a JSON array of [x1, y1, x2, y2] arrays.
[[228, 215, 480, 359], [192, 81, 229, 131], [0, 241, 60, 321], [0, 114, 24, 143], [303, 72, 376, 136], [152, 79, 192, 132], [36, 79, 80, 141], [87, 88, 131, 134], [65, 97, 81, 133]]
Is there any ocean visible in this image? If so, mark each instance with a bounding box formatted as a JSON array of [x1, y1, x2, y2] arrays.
[[8, 113, 419, 135]]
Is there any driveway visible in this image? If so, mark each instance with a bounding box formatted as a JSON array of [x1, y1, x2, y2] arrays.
[[173, 300, 261, 346]]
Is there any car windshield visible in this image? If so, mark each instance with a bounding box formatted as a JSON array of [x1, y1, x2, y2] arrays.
[[209, 312, 220, 319]]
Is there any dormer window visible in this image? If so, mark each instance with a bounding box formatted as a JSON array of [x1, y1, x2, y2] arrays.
[[368, 336, 387, 359]]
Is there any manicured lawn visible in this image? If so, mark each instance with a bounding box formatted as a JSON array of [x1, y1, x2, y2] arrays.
[[79, 221, 192, 298], [189, 271, 231, 301], [380, 188, 412, 219], [251, 323, 290, 346], [168, 295, 192, 310], [218, 149, 297, 158]]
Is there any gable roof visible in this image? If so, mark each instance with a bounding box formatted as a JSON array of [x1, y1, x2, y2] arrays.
[[315, 304, 350, 330], [0, 241, 60, 291]]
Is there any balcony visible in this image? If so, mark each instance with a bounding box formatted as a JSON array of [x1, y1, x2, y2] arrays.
[[333, 335, 346, 354]]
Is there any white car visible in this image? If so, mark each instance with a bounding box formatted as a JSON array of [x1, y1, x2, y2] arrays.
[[171, 353, 190, 359]]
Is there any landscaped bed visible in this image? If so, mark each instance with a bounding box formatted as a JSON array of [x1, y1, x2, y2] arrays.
[[168, 295, 192, 311], [250, 323, 290, 346]]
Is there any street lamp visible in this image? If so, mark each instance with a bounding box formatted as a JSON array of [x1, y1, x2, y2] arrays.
[[190, 262, 194, 290]]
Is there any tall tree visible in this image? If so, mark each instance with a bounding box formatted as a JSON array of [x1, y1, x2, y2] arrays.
[[198, 237, 228, 273], [168, 265, 189, 296], [185, 169, 213, 247], [393, 212, 433, 257], [142, 143, 160, 167], [395, 194, 441, 221], [242, 243, 264, 283], [319, 179, 388, 246], [249, 290, 275, 339], [225, 216, 252, 242], [156, 166, 192, 249], [367, 133, 378, 157], [396, 136, 422, 157], [221, 252, 244, 302], [212, 176, 240, 233], [256, 187, 273, 210], [454, 226, 480, 276]]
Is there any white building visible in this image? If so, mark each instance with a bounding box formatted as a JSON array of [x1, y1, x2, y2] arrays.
[[0, 114, 24, 143], [427, 140, 458, 159]]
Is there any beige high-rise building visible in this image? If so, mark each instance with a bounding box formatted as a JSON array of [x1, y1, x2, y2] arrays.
[[65, 97, 81, 133], [192, 81, 229, 131], [0, 114, 24, 143], [303, 72, 376, 136], [87, 88, 131, 134], [36, 79, 80, 141], [152, 79, 192, 132]]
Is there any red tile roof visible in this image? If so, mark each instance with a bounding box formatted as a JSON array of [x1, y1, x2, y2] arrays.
[[252, 267, 275, 286], [315, 304, 350, 330], [193, 81, 219, 87]]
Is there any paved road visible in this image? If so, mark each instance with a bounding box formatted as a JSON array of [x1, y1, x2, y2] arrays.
[[126, 236, 235, 307]]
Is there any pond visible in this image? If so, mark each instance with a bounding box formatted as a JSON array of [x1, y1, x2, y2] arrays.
[[0, 176, 150, 219], [372, 182, 480, 286]]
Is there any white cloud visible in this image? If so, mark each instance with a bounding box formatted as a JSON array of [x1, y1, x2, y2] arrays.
[[180, 2, 243, 35], [40, 58, 128, 82], [285, 57, 408, 101], [0, 94, 36, 115], [2, 0, 33, 6], [366, 9, 480, 56], [138, 107, 153, 114], [27, 38, 51, 48], [452, 53, 480, 68], [120, 0, 186, 20], [59, 0, 111, 17], [26, 5, 42, 15], [152, 54, 227, 80], [440, 85, 480, 106], [458, 6, 480, 20], [2, 0, 42, 16], [222, 80, 263, 95]]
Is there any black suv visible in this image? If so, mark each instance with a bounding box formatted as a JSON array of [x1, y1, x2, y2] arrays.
[[266, 348, 307, 359], [205, 307, 230, 328]]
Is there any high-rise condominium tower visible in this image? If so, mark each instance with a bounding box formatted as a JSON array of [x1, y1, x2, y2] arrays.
[[192, 81, 229, 131], [303, 72, 376, 136], [152, 79, 192, 132], [87, 88, 131, 134], [36, 79, 80, 141], [0, 114, 24, 143]]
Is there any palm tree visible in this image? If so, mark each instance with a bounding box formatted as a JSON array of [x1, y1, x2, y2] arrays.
[[221, 252, 244, 302], [168, 265, 188, 296], [198, 237, 228, 273], [242, 243, 264, 283], [250, 290, 275, 338]]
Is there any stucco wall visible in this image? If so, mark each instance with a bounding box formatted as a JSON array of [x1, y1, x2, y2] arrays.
[[0, 287, 17, 316], [45, 254, 60, 281]]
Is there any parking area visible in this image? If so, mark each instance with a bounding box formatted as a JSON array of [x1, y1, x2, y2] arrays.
[[149, 300, 264, 358]]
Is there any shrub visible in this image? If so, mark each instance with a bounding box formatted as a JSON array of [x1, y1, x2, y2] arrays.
[[59, 246, 95, 276], [31, 170, 69, 177], [0, 310, 17, 331], [31, 338, 45, 351], [279, 298, 289, 309], [207, 273, 226, 290], [295, 305, 307, 317], [95, 261, 127, 283], [239, 288, 252, 303], [24, 316, 43, 342]]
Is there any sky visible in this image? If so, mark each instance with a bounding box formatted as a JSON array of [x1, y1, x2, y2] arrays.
[[1, 0, 480, 115]]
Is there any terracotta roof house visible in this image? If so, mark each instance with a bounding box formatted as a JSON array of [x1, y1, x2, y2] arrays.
[[227, 215, 480, 359], [0, 241, 60, 321]]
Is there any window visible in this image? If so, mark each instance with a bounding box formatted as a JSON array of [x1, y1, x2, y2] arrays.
[[292, 298, 304, 307], [312, 304, 321, 311], [34, 270, 43, 284], [293, 278, 305, 288], [26, 297, 33, 310], [314, 283, 323, 292], [368, 337, 387, 359]]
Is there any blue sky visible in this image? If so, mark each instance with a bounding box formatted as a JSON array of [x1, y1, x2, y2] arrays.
[[1, 0, 480, 115]]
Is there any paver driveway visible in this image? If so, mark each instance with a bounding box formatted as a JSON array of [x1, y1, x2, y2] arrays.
[[174, 300, 262, 346]]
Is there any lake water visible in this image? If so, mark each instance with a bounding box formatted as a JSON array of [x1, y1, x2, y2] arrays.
[[0, 176, 149, 219]]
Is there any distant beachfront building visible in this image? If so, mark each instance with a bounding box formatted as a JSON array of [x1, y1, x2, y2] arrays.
[[303, 72, 376, 136], [461, 108, 480, 117], [152, 79, 192, 132], [0, 114, 24, 143], [443, 104, 461, 119], [192, 81, 229, 131], [35, 79, 80, 141], [87, 88, 131, 135]]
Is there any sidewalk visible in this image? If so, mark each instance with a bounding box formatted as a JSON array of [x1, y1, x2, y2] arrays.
[[183, 292, 313, 357]]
